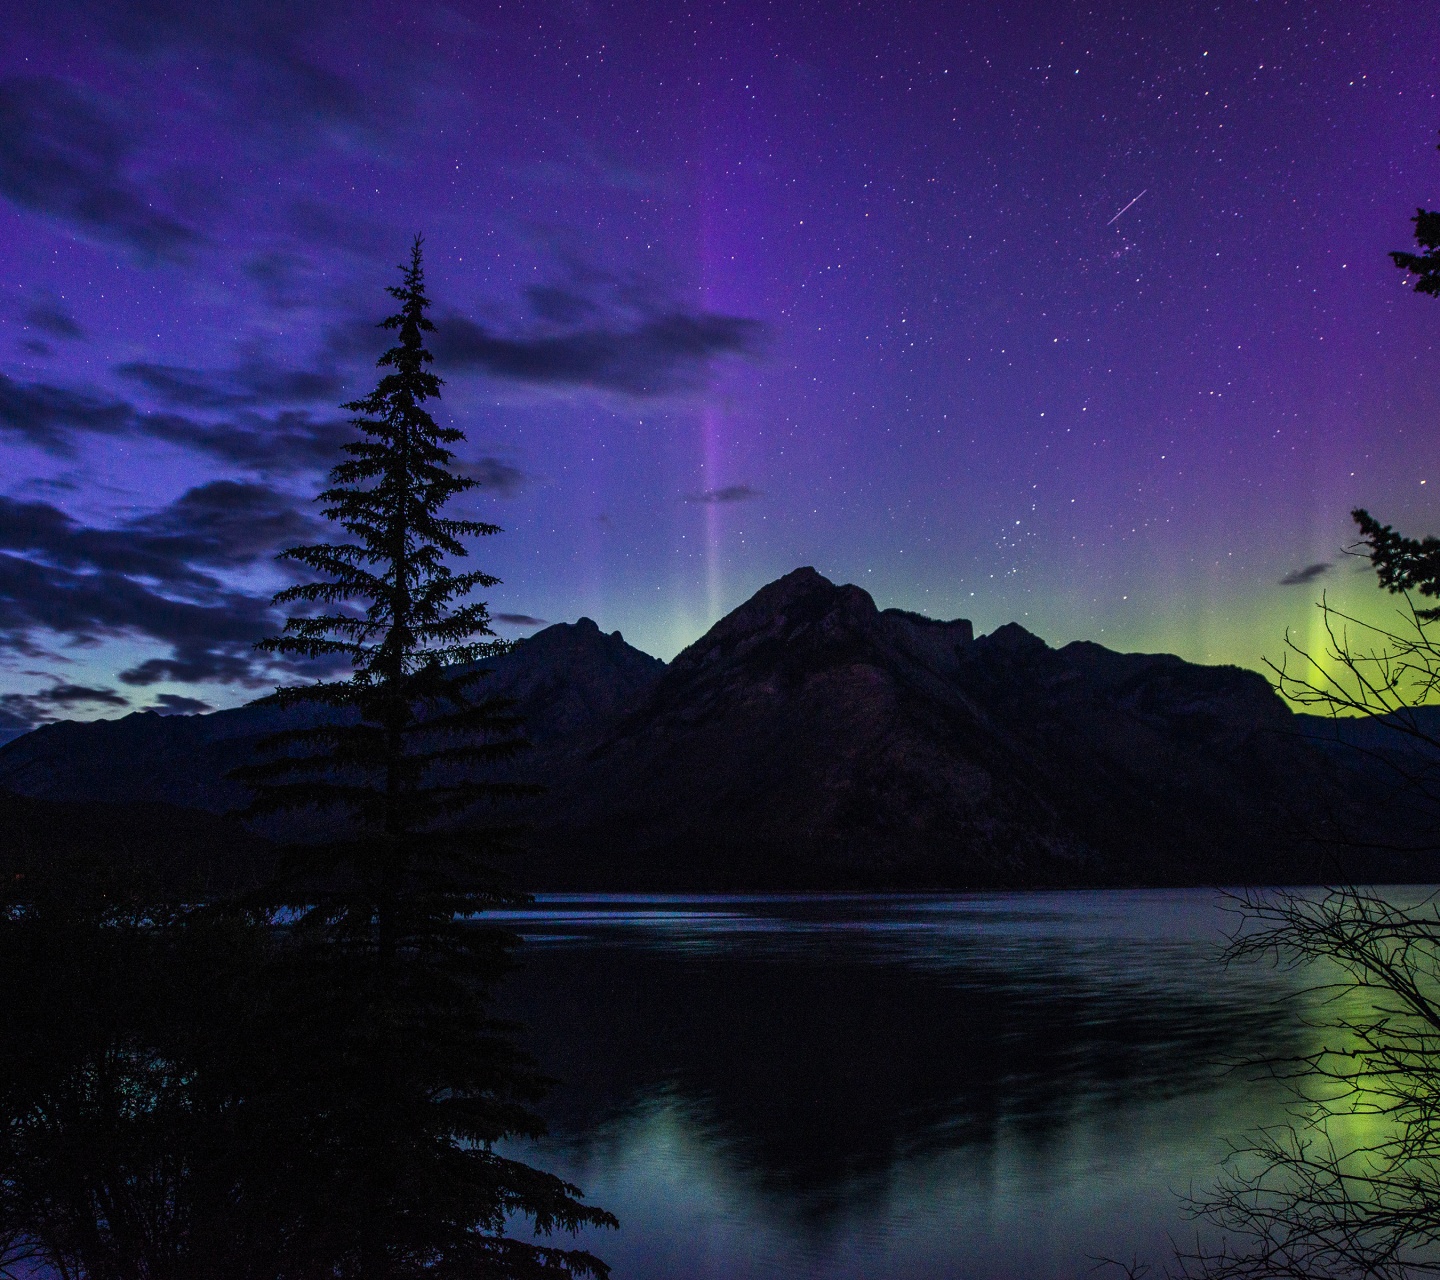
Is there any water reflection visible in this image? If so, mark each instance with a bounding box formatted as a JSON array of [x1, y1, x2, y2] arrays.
[[0, 889, 1344, 1278], [495, 891, 1315, 1279]]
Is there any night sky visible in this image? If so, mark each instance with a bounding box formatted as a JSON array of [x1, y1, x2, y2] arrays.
[[1, 0, 1438, 733]]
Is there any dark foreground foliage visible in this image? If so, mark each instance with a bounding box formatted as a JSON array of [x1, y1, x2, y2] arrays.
[[1181, 139, 1440, 1280], [1182, 888, 1440, 1280], [0, 243, 613, 1278], [0, 891, 614, 1279]]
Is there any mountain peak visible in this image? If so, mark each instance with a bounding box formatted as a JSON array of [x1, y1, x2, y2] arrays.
[[978, 621, 1048, 651], [670, 567, 879, 675]]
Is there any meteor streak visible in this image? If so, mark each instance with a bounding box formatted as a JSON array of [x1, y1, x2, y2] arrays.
[[1107, 189, 1147, 225]]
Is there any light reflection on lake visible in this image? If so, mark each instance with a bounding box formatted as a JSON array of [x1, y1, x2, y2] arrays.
[[492, 890, 1323, 1280]]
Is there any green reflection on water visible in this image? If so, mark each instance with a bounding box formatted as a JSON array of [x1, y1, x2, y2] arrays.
[[498, 890, 1318, 1280]]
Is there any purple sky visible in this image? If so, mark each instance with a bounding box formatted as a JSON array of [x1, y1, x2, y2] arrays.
[[1, 0, 1438, 732]]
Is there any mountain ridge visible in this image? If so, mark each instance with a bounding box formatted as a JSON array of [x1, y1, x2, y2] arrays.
[[0, 567, 1423, 889]]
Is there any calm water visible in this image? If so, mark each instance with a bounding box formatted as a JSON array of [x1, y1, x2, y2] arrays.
[[493, 890, 1326, 1280]]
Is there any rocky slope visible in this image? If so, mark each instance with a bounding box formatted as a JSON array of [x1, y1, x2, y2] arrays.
[[0, 567, 1415, 889], [516, 568, 1366, 887]]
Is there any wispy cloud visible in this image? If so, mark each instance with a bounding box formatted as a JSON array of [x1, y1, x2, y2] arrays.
[[0, 371, 353, 473], [0, 481, 324, 697], [0, 374, 132, 452], [1279, 562, 1332, 586], [435, 309, 763, 396], [0, 682, 131, 734], [464, 457, 528, 497], [23, 301, 84, 340], [494, 613, 547, 628], [0, 75, 201, 261], [685, 485, 762, 504], [75, 0, 387, 141], [116, 359, 346, 409]]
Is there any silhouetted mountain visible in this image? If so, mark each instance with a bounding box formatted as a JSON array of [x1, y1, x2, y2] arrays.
[[0, 619, 661, 817], [0, 568, 1424, 890], [516, 568, 1377, 887]]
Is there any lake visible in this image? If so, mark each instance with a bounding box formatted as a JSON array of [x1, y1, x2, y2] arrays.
[[493, 890, 1328, 1280]]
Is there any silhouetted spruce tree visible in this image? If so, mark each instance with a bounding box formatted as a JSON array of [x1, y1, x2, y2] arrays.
[[241, 235, 527, 952], [233, 237, 614, 1277], [1349, 133, 1440, 604]]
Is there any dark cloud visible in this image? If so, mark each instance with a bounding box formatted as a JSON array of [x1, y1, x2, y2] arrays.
[[465, 457, 528, 497], [434, 310, 764, 396], [126, 479, 324, 564], [35, 683, 128, 707], [149, 693, 214, 715], [494, 613, 547, 628], [0, 682, 131, 735], [0, 373, 132, 453], [0, 705, 32, 746], [525, 284, 598, 326], [24, 302, 83, 340], [242, 250, 321, 309], [685, 485, 762, 504], [0, 480, 319, 581], [290, 199, 398, 257], [0, 371, 352, 472], [75, 0, 377, 139], [144, 409, 354, 472], [0, 75, 201, 260], [320, 312, 391, 363], [117, 359, 345, 409], [0, 482, 323, 689], [1279, 562, 1332, 586]]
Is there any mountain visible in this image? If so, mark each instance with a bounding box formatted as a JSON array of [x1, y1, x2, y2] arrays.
[[516, 568, 1381, 887], [0, 618, 662, 817], [0, 568, 1423, 890]]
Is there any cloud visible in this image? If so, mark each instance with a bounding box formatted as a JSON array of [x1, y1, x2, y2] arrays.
[[0, 75, 201, 260], [24, 302, 83, 340], [494, 613, 546, 628], [525, 284, 599, 325], [35, 683, 129, 707], [685, 485, 762, 504], [0, 374, 133, 453], [117, 359, 345, 409], [0, 682, 131, 735], [242, 250, 323, 309], [289, 199, 398, 257], [465, 457, 528, 497], [125, 479, 324, 564], [149, 693, 213, 714], [0, 705, 31, 745], [0, 371, 352, 472], [144, 409, 355, 472], [1279, 562, 1332, 586], [510, 153, 665, 195], [0, 482, 323, 690], [0, 480, 319, 581], [434, 309, 764, 396], [75, 0, 379, 140]]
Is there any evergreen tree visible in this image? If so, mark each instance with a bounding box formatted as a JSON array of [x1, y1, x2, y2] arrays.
[[241, 235, 526, 953], [232, 238, 614, 1277], [1352, 139, 1440, 606]]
